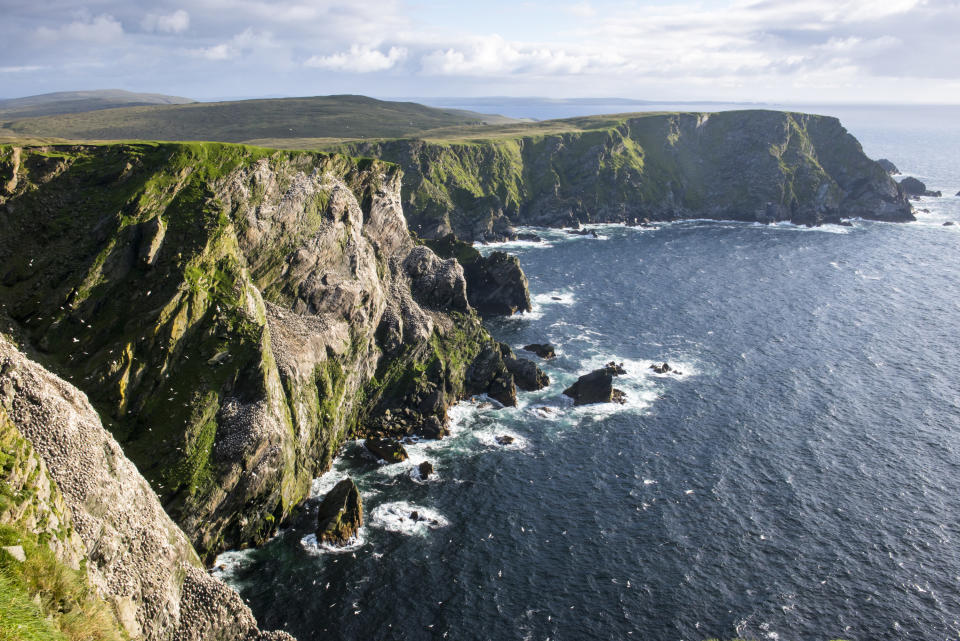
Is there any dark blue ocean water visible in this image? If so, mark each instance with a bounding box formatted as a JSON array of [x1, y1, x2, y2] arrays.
[[217, 111, 960, 641]]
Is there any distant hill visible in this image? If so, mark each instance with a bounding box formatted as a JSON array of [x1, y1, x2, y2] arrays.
[[0, 89, 194, 119], [0, 94, 521, 143]]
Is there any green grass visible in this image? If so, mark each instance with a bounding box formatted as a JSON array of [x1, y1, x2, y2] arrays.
[[0, 526, 125, 641], [1, 95, 520, 144]]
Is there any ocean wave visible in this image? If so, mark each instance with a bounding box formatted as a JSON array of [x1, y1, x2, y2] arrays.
[[300, 530, 367, 555], [370, 501, 450, 536]]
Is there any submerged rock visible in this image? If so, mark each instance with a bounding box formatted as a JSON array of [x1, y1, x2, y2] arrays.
[[316, 478, 363, 546], [523, 343, 556, 359], [366, 437, 409, 463], [899, 176, 942, 198], [562, 363, 627, 406]]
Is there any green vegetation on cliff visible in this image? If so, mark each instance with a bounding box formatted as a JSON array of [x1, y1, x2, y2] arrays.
[[0, 408, 125, 641], [0, 141, 511, 561], [320, 110, 912, 239]]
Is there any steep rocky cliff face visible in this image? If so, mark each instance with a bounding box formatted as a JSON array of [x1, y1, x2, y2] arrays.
[[0, 337, 291, 640], [330, 110, 914, 240], [0, 142, 516, 561]]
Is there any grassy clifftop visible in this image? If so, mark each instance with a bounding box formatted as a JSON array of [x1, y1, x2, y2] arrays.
[[0, 141, 510, 560], [0, 95, 519, 144], [321, 110, 913, 239]]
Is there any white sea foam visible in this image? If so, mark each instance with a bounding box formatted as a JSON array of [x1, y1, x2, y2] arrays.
[[370, 501, 450, 536], [472, 425, 529, 450], [300, 530, 367, 555], [210, 548, 256, 583], [532, 290, 576, 306]]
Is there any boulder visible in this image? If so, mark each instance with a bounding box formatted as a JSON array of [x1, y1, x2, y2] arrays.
[[418, 461, 434, 479], [567, 228, 599, 237], [876, 158, 900, 175], [898, 176, 942, 198], [500, 343, 549, 391], [523, 343, 556, 360], [944, 221, 955, 226], [562, 363, 627, 406], [650, 362, 671, 374], [495, 435, 515, 445], [366, 437, 408, 463], [316, 478, 363, 546], [465, 345, 518, 407], [516, 233, 542, 242]]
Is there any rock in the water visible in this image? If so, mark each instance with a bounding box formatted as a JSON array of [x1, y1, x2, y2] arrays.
[[495, 435, 515, 445], [899, 176, 942, 198], [944, 221, 955, 226], [316, 478, 363, 546], [418, 461, 434, 479], [500, 343, 549, 391], [956, 191, 960, 197], [567, 228, 599, 237], [366, 437, 409, 463], [650, 362, 671, 374], [562, 363, 626, 406], [523, 343, 556, 359], [516, 232, 542, 242], [877, 158, 900, 175], [465, 345, 518, 407]]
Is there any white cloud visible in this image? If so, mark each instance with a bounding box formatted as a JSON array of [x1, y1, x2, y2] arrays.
[[142, 10, 190, 34], [0, 65, 46, 73], [305, 45, 408, 72], [186, 28, 279, 61], [420, 35, 625, 76], [190, 43, 236, 60], [35, 13, 124, 42]]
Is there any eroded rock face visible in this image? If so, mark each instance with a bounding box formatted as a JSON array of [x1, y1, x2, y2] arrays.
[[330, 111, 914, 240], [424, 234, 532, 316], [877, 158, 900, 175], [316, 478, 362, 546], [0, 143, 516, 561], [0, 337, 291, 641], [563, 363, 627, 406]]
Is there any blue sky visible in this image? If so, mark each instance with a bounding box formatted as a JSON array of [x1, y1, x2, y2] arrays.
[[2, 0, 959, 103]]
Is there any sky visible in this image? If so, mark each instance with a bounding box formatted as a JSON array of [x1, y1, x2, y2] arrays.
[[2, 0, 960, 103]]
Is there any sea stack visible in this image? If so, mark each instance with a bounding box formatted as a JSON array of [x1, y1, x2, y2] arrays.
[[316, 478, 363, 546]]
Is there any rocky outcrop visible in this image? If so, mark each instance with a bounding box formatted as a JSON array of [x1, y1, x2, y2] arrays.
[[877, 158, 900, 175], [366, 437, 408, 463], [899, 176, 942, 198], [425, 234, 532, 316], [315, 478, 362, 545], [523, 343, 556, 359], [500, 343, 549, 391], [328, 110, 914, 240], [465, 344, 518, 407], [563, 363, 627, 406], [0, 337, 291, 641], [0, 142, 516, 561]]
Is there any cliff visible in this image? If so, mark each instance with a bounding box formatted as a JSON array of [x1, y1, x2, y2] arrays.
[[0, 142, 518, 563], [1, 337, 291, 640], [326, 110, 914, 240]]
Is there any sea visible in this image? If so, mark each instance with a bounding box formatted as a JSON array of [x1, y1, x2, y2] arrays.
[[214, 103, 960, 641]]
